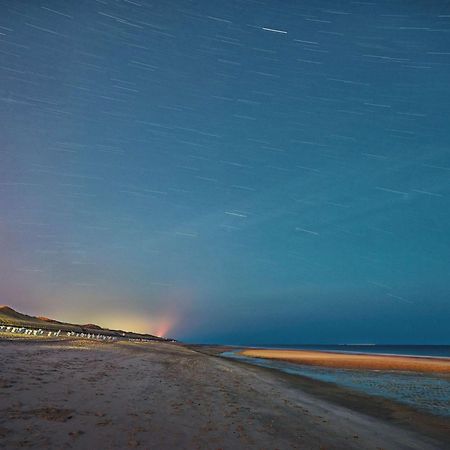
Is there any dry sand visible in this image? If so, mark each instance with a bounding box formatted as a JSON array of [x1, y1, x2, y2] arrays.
[[239, 349, 450, 374], [0, 339, 448, 449]]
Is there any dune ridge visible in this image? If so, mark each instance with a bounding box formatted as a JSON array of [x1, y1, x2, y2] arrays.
[[0, 306, 169, 341]]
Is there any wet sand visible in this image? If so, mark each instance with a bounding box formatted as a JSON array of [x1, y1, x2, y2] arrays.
[[0, 339, 448, 449], [239, 349, 450, 374]]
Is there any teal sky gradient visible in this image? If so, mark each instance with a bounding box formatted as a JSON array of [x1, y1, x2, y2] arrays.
[[1, 0, 449, 343]]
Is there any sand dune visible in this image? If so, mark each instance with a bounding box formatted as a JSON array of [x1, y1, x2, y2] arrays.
[[0, 305, 165, 341], [240, 349, 450, 374]]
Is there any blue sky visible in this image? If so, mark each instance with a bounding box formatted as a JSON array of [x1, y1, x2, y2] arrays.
[[1, 0, 449, 343]]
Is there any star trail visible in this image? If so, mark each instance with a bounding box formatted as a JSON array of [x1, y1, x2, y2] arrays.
[[1, 0, 449, 343]]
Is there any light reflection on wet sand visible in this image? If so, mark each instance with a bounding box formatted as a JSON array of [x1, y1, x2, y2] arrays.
[[223, 351, 450, 417]]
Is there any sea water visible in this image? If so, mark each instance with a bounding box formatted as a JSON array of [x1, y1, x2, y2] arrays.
[[222, 347, 450, 417]]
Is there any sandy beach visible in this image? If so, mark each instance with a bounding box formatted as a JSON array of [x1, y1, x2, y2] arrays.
[[238, 349, 450, 374], [0, 339, 448, 449]]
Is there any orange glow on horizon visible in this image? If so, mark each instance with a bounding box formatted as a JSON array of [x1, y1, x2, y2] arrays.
[[43, 288, 190, 339], [153, 319, 176, 338], [45, 306, 178, 338], [95, 312, 178, 337]]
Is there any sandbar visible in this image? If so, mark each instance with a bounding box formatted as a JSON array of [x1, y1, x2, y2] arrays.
[[239, 349, 450, 374]]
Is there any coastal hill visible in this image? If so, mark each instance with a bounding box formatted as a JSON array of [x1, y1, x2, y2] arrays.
[[0, 305, 171, 341]]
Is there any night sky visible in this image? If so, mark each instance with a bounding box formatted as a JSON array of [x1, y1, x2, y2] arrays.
[[1, 0, 449, 344]]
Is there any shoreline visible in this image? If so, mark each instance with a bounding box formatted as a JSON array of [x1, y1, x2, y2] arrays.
[[188, 344, 450, 443], [185, 343, 450, 359]]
